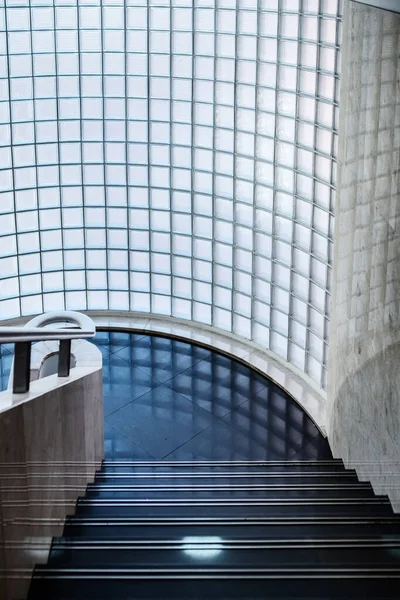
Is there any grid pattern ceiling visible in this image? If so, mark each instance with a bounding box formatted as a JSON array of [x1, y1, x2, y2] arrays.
[[0, 0, 342, 390]]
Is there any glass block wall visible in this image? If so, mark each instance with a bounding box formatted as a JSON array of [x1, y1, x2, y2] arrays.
[[0, 0, 342, 389]]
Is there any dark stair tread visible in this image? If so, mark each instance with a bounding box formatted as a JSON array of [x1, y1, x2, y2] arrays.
[[62, 524, 400, 540], [72, 511, 397, 522], [100, 463, 351, 475], [84, 488, 378, 500], [94, 474, 362, 484], [63, 513, 400, 539], [4, 496, 389, 512], [88, 482, 373, 490], [28, 568, 400, 599], [64, 515, 400, 524], [52, 537, 400, 546], [77, 496, 390, 505], [46, 542, 400, 568], [101, 461, 348, 468], [73, 504, 396, 519], [30, 565, 400, 576]]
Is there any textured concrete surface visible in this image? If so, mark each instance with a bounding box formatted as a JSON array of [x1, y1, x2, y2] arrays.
[[0, 368, 103, 599], [328, 1, 400, 511]]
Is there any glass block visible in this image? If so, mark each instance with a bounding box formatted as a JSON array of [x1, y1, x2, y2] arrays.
[[234, 268, 251, 295], [289, 342, 305, 370], [290, 319, 307, 348], [192, 301, 211, 325], [252, 321, 270, 347], [274, 239, 292, 266], [280, 40, 298, 66], [259, 37, 277, 62], [293, 247, 310, 277], [233, 313, 251, 339], [317, 101, 334, 128], [296, 174, 313, 200], [274, 263, 290, 290], [270, 330, 288, 360], [276, 166, 294, 194], [193, 280, 212, 304], [214, 219, 233, 245], [235, 203, 253, 229], [255, 255, 272, 282], [172, 297, 191, 319], [234, 292, 251, 318], [215, 241, 232, 266], [253, 294, 270, 325], [21, 295, 43, 316], [211, 306, 230, 331], [311, 257, 327, 287]]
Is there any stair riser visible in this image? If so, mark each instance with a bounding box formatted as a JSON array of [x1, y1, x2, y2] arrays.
[[62, 523, 400, 540], [101, 466, 351, 476], [94, 475, 362, 486], [28, 574, 400, 599], [101, 461, 345, 465], [46, 545, 400, 568], [74, 504, 395, 518], [84, 488, 377, 500]]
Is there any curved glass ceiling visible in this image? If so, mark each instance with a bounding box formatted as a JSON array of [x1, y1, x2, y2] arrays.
[[0, 0, 342, 389]]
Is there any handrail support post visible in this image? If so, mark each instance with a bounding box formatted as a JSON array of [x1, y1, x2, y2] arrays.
[[13, 341, 32, 394], [58, 339, 72, 378]]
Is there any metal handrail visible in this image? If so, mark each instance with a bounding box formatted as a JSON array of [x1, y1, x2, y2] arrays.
[[0, 311, 96, 394], [0, 311, 95, 343]]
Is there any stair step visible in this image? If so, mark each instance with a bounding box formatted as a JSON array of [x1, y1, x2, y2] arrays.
[[74, 497, 395, 518], [52, 537, 400, 548], [84, 485, 377, 500], [89, 482, 370, 490], [95, 473, 361, 485], [63, 515, 400, 540], [78, 497, 387, 506], [101, 461, 349, 475], [46, 538, 400, 568], [28, 567, 400, 599], [102, 460, 345, 466]]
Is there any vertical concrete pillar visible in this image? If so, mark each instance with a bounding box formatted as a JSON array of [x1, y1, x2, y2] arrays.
[[328, 1, 400, 510]]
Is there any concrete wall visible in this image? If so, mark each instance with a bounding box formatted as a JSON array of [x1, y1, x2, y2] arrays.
[[0, 365, 103, 599], [328, 1, 400, 511]]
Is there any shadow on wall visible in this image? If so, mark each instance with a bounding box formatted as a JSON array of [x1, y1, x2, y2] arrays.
[[37, 352, 77, 380], [330, 342, 400, 512]]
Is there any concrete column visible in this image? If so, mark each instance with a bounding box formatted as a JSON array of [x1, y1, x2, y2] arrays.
[[328, 1, 400, 510]]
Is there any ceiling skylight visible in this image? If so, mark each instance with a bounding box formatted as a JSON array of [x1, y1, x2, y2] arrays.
[[0, 0, 342, 389]]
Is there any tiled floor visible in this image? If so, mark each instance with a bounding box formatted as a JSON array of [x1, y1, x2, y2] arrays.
[[0, 333, 331, 461], [93, 331, 332, 462]]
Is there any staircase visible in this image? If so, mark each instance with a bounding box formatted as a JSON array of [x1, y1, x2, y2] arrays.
[[28, 459, 400, 599]]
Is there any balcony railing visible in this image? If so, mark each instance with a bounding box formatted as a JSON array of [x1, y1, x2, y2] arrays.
[[0, 311, 96, 394]]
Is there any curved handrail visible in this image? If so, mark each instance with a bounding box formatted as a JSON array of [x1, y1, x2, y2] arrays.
[[0, 311, 96, 393], [0, 311, 95, 344], [26, 310, 95, 331]]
